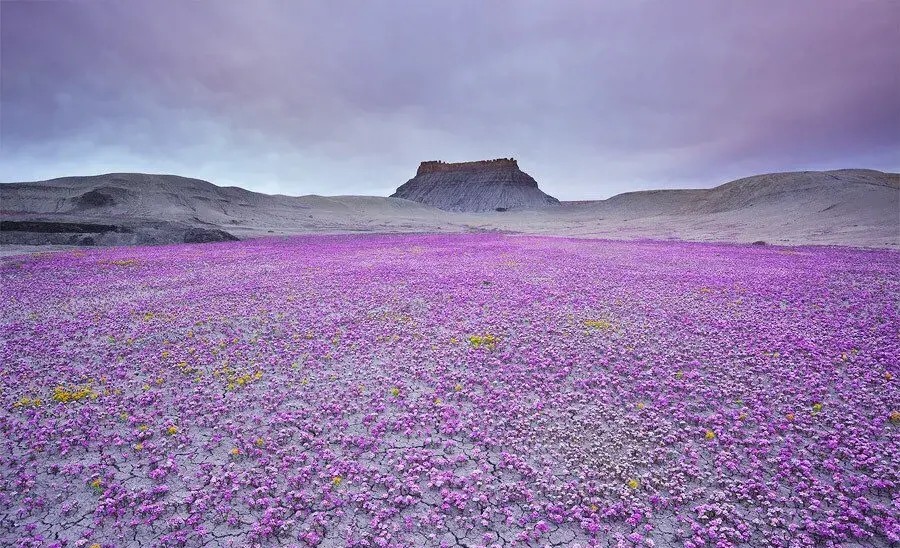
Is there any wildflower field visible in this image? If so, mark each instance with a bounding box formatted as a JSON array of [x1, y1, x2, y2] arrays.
[[1, 234, 898, 547]]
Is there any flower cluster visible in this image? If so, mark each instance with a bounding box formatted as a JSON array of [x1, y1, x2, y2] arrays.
[[1, 234, 897, 547], [51, 383, 98, 403]]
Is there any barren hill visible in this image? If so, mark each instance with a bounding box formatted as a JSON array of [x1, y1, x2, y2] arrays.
[[391, 159, 560, 212], [1, 169, 897, 252], [0, 173, 451, 247]]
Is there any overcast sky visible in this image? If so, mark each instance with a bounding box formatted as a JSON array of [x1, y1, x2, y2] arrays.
[[2, 1, 898, 200]]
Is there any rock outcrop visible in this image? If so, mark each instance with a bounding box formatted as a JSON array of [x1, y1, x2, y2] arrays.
[[0, 219, 239, 247], [391, 158, 560, 212]]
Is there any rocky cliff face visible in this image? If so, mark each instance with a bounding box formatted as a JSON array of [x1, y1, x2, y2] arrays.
[[391, 159, 560, 212]]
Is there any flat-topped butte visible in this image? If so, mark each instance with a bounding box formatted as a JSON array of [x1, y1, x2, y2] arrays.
[[393, 158, 558, 212]]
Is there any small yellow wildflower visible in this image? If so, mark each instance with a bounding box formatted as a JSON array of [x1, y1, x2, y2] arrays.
[[886, 372, 894, 381], [331, 476, 343, 487], [454, 383, 463, 392], [255, 438, 265, 448], [811, 403, 823, 413], [467, 334, 498, 350], [389, 387, 400, 397], [134, 443, 143, 451], [52, 384, 97, 403], [890, 410, 900, 424], [786, 413, 795, 422], [583, 319, 613, 330], [229, 447, 240, 456], [627, 478, 640, 489], [674, 371, 684, 380], [166, 425, 179, 435], [636, 402, 645, 410], [434, 397, 442, 405], [89, 544, 102, 548], [89, 478, 102, 492], [13, 396, 42, 409], [704, 430, 716, 440]]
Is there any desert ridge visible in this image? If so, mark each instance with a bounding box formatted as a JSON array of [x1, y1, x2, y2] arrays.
[[0, 167, 897, 251]]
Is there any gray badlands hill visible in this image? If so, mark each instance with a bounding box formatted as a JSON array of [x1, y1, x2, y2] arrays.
[[0, 168, 897, 252], [512, 168, 899, 248], [391, 159, 560, 212], [0, 173, 451, 247]]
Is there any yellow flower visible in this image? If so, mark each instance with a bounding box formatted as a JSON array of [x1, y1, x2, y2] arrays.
[[331, 476, 343, 487], [635, 402, 645, 410], [583, 319, 613, 330], [890, 410, 900, 424], [811, 403, 823, 413], [704, 430, 716, 440], [454, 383, 463, 392], [52, 384, 97, 403], [627, 478, 639, 489], [255, 438, 265, 448], [229, 447, 240, 456], [166, 425, 179, 435], [13, 396, 42, 409], [134, 443, 143, 451], [89, 544, 102, 548], [467, 334, 498, 350], [389, 387, 400, 397]]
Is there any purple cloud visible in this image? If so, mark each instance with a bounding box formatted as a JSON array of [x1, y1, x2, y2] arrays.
[[2, 0, 898, 199]]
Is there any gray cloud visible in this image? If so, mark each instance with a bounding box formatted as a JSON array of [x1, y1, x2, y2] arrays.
[[2, 0, 898, 199]]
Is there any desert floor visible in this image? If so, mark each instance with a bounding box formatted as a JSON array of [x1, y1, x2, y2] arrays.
[[1, 234, 898, 547]]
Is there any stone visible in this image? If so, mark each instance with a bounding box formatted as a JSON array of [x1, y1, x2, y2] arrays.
[[391, 158, 560, 212]]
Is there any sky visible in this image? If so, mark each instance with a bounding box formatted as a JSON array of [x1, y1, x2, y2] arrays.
[[1, 1, 898, 200]]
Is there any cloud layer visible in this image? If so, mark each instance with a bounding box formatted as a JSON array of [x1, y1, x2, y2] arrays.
[[2, 1, 898, 199]]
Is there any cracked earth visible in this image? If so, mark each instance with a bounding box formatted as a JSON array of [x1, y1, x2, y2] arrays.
[[1, 234, 898, 547]]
